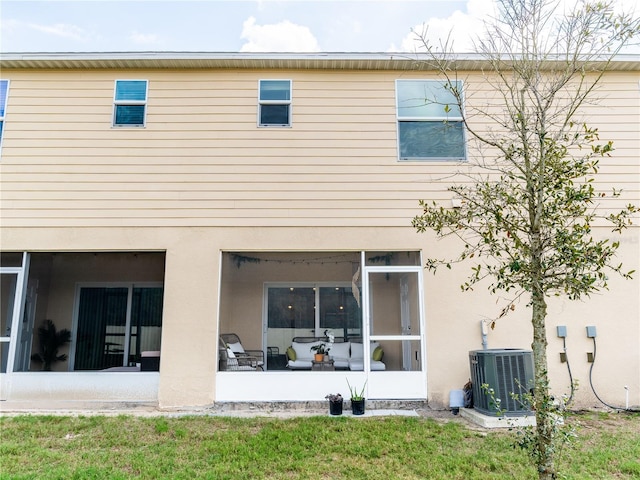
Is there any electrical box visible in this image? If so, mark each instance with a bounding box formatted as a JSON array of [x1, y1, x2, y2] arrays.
[[586, 326, 597, 338], [556, 326, 567, 338]]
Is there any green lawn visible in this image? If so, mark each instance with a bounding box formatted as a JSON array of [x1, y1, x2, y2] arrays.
[[1, 411, 638, 479]]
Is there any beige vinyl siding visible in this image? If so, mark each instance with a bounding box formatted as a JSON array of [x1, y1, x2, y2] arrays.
[[1, 69, 638, 228]]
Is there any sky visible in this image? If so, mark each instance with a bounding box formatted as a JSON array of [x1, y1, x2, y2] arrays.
[[1, 0, 638, 54]]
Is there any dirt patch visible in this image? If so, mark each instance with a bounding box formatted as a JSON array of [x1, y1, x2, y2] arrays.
[[567, 410, 640, 435]]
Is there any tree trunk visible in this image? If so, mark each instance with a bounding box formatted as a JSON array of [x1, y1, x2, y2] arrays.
[[531, 286, 556, 479]]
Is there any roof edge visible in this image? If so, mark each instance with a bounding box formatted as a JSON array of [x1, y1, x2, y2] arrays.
[[1, 51, 638, 71]]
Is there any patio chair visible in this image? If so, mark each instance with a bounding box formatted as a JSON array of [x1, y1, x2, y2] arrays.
[[219, 333, 264, 371]]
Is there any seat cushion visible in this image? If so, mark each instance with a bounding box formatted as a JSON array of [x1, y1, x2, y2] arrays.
[[329, 342, 350, 360], [287, 359, 312, 369], [333, 358, 350, 369], [348, 359, 386, 371]]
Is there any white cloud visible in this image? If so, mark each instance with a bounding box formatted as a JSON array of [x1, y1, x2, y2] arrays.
[[240, 16, 320, 52], [391, 0, 494, 53], [391, 0, 639, 54]]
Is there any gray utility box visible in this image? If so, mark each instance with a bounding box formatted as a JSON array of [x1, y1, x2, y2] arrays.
[[469, 349, 534, 416]]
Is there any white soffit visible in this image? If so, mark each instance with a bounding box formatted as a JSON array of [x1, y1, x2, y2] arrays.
[[1, 52, 638, 71]]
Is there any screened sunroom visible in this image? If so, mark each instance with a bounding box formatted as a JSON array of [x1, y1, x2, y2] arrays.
[[217, 251, 427, 402], [0, 251, 165, 402]]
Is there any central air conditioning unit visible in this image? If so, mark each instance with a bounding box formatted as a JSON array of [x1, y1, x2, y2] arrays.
[[469, 349, 534, 416]]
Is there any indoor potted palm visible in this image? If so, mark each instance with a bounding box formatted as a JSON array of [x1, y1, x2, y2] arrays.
[[347, 379, 367, 415], [30, 319, 71, 371]]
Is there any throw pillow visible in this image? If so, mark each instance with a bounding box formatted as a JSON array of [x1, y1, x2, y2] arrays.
[[286, 346, 297, 361], [227, 341, 245, 353], [372, 346, 384, 361]]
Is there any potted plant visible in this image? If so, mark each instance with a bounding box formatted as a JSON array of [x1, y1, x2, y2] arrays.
[[310, 343, 330, 362], [30, 319, 71, 371], [347, 379, 367, 415], [325, 393, 343, 415]]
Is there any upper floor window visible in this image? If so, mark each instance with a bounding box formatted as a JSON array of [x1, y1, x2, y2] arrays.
[[113, 80, 148, 127], [0, 80, 9, 143], [396, 80, 465, 161], [259, 80, 291, 127]]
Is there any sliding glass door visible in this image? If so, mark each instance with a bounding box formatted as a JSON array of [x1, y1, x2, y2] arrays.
[[72, 284, 163, 370], [265, 283, 362, 368]]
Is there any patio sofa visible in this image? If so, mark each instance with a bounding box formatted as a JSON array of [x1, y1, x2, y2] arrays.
[[286, 337, 385, 371]]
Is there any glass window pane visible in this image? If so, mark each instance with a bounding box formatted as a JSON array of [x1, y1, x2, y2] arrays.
[[75, 287, 128, 370], [115, 80, 147, 101], [0, 80, 8, 117], [115, 105, 145, 125], [260, 80, 291, 101], [319, 287, 362, 340], [397, 80, 461, 118], [129, 287, 163, 362], [260, 104, 289, 125], [1, 252, 23, 268], [74, 286, 163, 370], [399, 121, 465, 160], [267, 287, 314, 329]]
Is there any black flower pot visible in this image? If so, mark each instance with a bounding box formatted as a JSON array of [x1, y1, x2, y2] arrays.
[[351, 398, 365, 415], [329, 399, 343, 415]]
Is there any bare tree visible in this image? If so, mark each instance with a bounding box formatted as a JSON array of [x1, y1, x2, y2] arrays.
[[411, 1, 639, 478]]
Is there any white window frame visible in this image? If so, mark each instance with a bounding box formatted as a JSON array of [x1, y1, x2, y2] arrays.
[[112, 79, 148, 128], [395, 79, 466, 162], [0, 79, 9, 154], [258, 79, 292, 127]]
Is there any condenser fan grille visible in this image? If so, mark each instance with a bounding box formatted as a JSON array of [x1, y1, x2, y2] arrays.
[[469, 349, 534, 416]]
